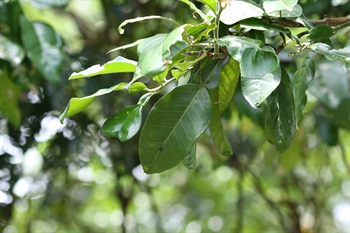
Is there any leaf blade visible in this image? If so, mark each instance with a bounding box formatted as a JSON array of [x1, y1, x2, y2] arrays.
[[139, 84, 212, 173]]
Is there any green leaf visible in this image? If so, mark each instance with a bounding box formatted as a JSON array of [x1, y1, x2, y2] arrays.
[[162, 25, 189, 61], [219, 56, 240, 114], [180, 0, 211, 24], [309, 43, 350, 70], [308, 26, 334, 40], [19, 15, 63, 83], [69, 56, 137, 80], [59, 83, 127, 122], [139, 84, 212, 173], [31, 0, 68, 8], [220, 1, 264, 25], [118, 15, 180, 34], [309, 59, 349, 109], [218, 36, 281, 108], [0, 35, 25, 64], [266, 4, 302, 17], [0, 70, 21, 127], [136, 34, 168, 78], [101, 105, 142, 142], [208, 89, 233, 156], [182, 144, 197, 170], [108, 39, 145, 54], [263, 0, 298, 14], [197, 0, 217, 13], [129, 82, 147, 93], [292, 51, 316, 122], [265, 70, 296, 152], [193, 58, 221, 89]]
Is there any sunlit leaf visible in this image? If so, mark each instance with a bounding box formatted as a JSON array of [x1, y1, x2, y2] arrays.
[[220, 1, 264, 25], [197, 0, 217, 13], [19, 15, 63, 83], [263, 0, 298, 14], [101, 105, 142, 142], [59, 83, 127, 122], [162, 25, 189, 61], [293, 51, 315, 122], [0, 35, 25, 64], [118, 15, 180, 34], [267, 4, 302, 17], [129, 82, 147, 93], [265, 70, 296, 152], [180, 0, 211, 24], [31, 0, 68, 8], [139, 84, 212, 173], [69, 56, 137, 80], [218, 36, 281, 108], [136, 34, 168, 78]]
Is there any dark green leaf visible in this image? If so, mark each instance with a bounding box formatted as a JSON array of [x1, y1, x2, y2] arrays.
[[308, 26, 334, 40], [193, 59, 221, 89], [59, 83, 127, 122], [139, 84, 212, 173], [209, 89, 233, 156], [19, 15, 64, 83], [0, 70, 21, 127], [182, 144, 197, 170], [162, 25, 189, 61], [0, 35, 25, 64], [69, 56, 137, 80], [101, 105, 143, 142], [265, 70, 296, 152], [218, 36, 281, 108], [293, 51, 315, 122], [219, 56, 240, 114]]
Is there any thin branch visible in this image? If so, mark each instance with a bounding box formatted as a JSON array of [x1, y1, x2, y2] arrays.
[[271, 15, 350, 28]]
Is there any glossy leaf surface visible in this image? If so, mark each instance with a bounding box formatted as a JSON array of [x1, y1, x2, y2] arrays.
[[293, 52, 315, 122], [220, 1, 264, 25], [218, 36, 281, 108], [136, 34, 167, 78], [0, 35, 25, 64], [139, 84, 212, 173], [19, 15, 63, 83], [310, 43, 350, 70], [265, 70, 296, 152], [69, 56, 137, 80], [101, 105, 142, 142], [129, 82, 147, 93], [59, 83, 127, 122], [263, 0, 298, 13]]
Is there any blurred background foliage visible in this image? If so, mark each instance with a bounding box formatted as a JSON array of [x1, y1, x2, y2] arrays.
[[0, 0, 349, 232]]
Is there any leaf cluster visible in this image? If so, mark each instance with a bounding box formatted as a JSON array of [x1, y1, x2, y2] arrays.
[[59, 0, 350, 173]]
